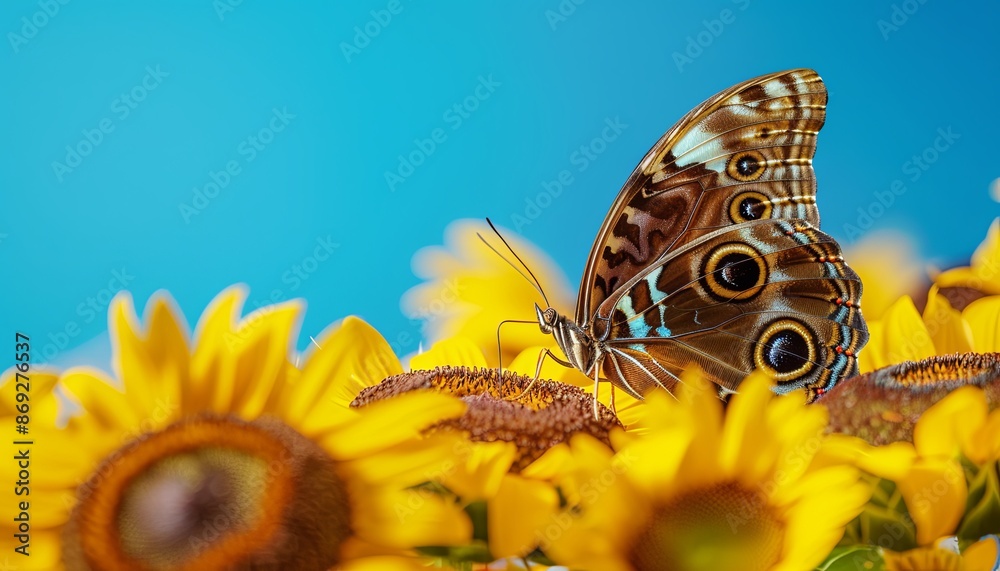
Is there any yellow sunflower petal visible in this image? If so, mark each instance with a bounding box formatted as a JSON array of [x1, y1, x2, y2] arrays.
[[109, 292, 189, 421], [913, 385, 988, 458], [881, 296, 937, 365], [964, 295, 1000, 352], [963, 536, 1000, 571], [283, 316, 404, 436], [222, 299, 302, 418], [61, 368, 143, 432], [813, 433, 916, 481], [969, 409, 1000, 465], [922, 286, 974, 354], [844, 231, 923, 320], [1, 369, 60, 427], [188, 285, 248, 411], [339, 556, 437, 571], [720, 373, 774, 481], [439, 440, 517, 501], [350, 486, 472, 550], [410, 336, 488, 370], [936, 218, 1000, 295], [859, 320, 886, 373], [896, 458, 967, 545], [320, 391, 466, 460], [488, 474, 560, 558], [401, 219, 574, 367]]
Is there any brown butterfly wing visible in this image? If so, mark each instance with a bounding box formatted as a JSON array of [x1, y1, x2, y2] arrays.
[[598, 219, 867, 402], [576, 69, 828, 328]]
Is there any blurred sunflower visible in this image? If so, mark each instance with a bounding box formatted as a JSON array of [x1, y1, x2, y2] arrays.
[[350, 336, 621, 565], [817, 379, 1000, 569], [402, 219, 575, 367], [540, 370, 870, 571], [851, 219, 1000, 373], [2, 286, 471, 570], [935, 218, 1000, 300], [843, 230, 925, 320], [402, 220, 658, 428]]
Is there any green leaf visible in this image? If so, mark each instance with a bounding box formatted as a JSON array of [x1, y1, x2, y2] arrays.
[[816, 545, 885, 571], [957, 460, 1000, 546]]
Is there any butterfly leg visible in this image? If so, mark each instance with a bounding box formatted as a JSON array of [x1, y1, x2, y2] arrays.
[[592, 362, 601, 421], [506, 347, 571, 402]]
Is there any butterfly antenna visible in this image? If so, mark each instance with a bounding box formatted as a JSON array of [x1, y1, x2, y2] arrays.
[[482, 218, 552, 307]]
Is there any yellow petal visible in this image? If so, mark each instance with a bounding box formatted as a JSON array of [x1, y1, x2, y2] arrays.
[[439, 440, 517, 501], [488, 474, 560, 558], [896, 458, 967, 545], [0, 369, 61, 428], [401, 219, 574, 367], [410, 336, 488, 370], [913, 386, 987, 458], [844, 231, 923, 320], [859, 320, 886, 373], [109, 292, 189, 420], [881, 296, 936, 365], [963, 536, 1000, 571], [813, 434, 916, 480], [284, 316, 403, 436], [61, 368, 144, 432], [936, 218, 1000, 295], [189, 285, 248, 411], [720, 373, 773, 481], [922, 286, 974, 354], [968, 409, 1000, 465], [350, 486, 472, 550], [321, 391, 465, 460], [964, 295, 1000, 352], [339, 556, 433, 571], [223, 299, 302, 418]]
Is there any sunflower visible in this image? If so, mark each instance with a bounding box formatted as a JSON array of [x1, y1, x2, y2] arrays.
[[401, 219, 575, 368], [859, 291, 1000, 373], [817, 373, 1000, 567], [1, 286, 471, 570], [540, 370, 870, 571], [935, 218, 1000, 301], [349, 336, 621, 564]]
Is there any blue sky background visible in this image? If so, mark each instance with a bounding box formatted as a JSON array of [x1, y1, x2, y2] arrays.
[[1, 1, 998, 368]]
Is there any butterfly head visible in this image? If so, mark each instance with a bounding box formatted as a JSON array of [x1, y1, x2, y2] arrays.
[[534, 304, 559, 334]]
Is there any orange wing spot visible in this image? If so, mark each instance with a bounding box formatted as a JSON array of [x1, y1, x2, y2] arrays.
[[834, 297, 843, 305], [834, 346, 844, 354]]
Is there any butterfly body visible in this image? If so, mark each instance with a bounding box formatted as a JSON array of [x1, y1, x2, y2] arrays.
[[540, 69, 868, 402]]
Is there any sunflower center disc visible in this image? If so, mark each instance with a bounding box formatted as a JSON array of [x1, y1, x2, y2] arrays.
[[64, 414, 350, 571], [629, 482, 783, 571]]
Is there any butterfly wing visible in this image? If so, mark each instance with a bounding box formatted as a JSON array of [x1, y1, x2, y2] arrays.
[[576, 69, 828, 327], [599, 219, 867, 401]]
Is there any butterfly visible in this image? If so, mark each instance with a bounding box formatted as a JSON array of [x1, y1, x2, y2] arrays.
[[533, 69, 868, 403]]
